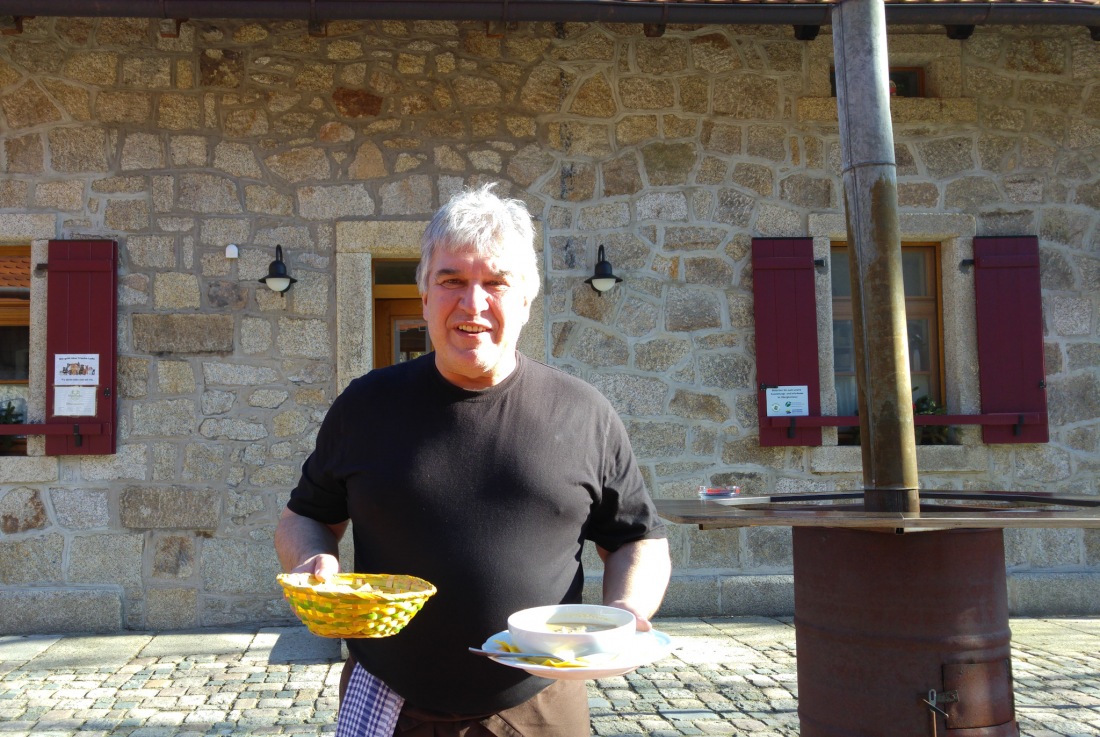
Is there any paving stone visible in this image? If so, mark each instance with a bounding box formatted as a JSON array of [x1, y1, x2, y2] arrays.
[[1, 619, 1097, 736]]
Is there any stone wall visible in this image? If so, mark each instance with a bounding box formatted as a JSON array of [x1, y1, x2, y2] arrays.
[[0, 17, 1098, 633]]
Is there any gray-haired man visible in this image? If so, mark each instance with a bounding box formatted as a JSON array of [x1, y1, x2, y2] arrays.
[[276, 184, 670, 737]]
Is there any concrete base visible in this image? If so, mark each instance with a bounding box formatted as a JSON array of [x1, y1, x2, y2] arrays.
[[7, 569, 1100, 634], [651, 569, 1100, 620], [585, 572, 793, 618], [1007, 570, 1100, 616], [0, 588, 122, 635]]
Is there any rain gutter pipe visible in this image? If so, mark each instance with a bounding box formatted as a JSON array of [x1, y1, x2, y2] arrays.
[[1, 0, 1097, 27]]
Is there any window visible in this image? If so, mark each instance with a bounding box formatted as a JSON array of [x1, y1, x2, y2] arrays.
[[887, 68, 925, 98], [751, 234, 1047, 447], [829, 67, 927, 98], [831, 243, 943, 445], [0, 246, 30, 455]]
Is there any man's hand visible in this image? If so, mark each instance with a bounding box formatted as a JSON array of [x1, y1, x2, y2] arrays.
[[292, 552, 341, 581], [603, 597, 656, 632], [275, 508, 348, 577]]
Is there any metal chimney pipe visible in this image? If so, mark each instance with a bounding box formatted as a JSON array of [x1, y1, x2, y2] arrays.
[[832, 0, 919, 513]]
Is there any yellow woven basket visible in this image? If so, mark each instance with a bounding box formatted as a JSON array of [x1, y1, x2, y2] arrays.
[[277, 572, 437, 639]]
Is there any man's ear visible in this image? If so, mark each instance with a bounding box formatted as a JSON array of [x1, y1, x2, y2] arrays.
[[519, 291, 532, 326]]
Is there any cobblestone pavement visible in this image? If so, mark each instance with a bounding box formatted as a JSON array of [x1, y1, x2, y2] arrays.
[[2, 617, 1099, 736]]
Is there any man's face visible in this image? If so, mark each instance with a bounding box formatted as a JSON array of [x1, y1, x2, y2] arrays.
[[422, 247, 531, 390]]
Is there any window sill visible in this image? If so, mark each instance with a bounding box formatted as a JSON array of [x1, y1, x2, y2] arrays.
[[809, 443, 990, 475], [0, 422, 107, 434], [764, 412, 1043, 435], [797, 97, 978, 125], [0, 454, 59, 482]]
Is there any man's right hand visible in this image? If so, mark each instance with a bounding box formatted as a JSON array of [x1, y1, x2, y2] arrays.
[[293, 552, 341, 581], [275, 508, 348, 578]]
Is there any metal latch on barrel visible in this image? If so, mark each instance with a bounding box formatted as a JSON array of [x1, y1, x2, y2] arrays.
[[922, 689, 959, 717]]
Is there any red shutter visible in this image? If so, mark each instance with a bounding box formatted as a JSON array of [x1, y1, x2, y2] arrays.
[[752, 238, 821, 446], [973, 236, 1048, 444], [45, 240, 117, 455]]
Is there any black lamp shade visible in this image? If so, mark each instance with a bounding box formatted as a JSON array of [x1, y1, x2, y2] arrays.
[[259, 245, 297, 292], [584, 245, 623, 293]]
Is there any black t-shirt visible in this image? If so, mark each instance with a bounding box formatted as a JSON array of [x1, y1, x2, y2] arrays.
[[287, 353, 666, 714]]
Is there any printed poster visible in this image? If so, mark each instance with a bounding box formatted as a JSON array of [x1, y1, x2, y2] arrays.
[[765, 386, 810, 417], [54, 354, 100, 386], [54, 386, 97, 417]]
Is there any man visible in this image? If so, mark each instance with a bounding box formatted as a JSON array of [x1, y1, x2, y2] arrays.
[[275, 184, 671, 737]]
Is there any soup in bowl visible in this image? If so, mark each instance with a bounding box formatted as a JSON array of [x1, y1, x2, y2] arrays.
[[507, 604, 636, 658]]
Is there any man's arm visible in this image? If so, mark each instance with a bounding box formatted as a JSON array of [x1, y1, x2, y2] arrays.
[[274, 507, 349, 580], [597, 537, 671, 632]]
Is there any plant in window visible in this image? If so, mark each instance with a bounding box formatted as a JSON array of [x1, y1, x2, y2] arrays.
[[0, 400, 22, 452], [913, 393, 950, 445]]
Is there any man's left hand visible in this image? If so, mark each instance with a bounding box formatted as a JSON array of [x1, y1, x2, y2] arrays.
[[604, 598, 655, 632]]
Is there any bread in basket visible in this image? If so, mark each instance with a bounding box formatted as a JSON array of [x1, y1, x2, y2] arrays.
[[277, 572, 436, 638]]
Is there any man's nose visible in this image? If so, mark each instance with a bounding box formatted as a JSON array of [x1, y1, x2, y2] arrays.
[[459, 283, 490, 311]]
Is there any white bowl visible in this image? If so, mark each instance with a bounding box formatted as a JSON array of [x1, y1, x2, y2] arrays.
[[507, 604, 636, 658]]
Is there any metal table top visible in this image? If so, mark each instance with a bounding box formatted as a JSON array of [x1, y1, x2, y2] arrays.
[[655, 490, 1100, 531]]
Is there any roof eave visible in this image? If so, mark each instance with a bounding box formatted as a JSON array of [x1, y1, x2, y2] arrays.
[[0, 0, 1097, 27]]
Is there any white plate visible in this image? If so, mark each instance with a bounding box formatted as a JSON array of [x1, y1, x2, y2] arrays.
[[479, 629, 676, 680]]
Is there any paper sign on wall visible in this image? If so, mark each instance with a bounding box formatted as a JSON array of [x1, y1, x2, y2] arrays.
[[765, 386, 809, 417], [55, 354, 100, 386], [54, 386, 97, 416]]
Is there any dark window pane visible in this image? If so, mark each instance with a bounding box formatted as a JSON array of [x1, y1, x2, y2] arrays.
[[830, 251, 850, 297], [902, 251, 929, 296], [833, 319, 854, 373], [375, 261, 419, 285], [0, 326, 29, 381], [888, 69, 924, 98], [829, 67, 925, 98]]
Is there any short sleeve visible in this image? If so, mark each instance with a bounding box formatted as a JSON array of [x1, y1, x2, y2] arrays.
[[286, 388, 353, 525], [584, 407, 667, 552]]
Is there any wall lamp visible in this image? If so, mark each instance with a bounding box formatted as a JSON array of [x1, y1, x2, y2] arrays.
[[584, 245, 622, 294], [259, 245, 296, 293]]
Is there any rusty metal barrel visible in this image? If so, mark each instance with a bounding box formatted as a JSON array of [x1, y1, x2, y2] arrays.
[[793, 527, 1017, 737]]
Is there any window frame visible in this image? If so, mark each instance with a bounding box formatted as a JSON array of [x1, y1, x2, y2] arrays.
[[0, 245, 31, 366], [829, 241, 945, 444], [0, 245, 30, 455]]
